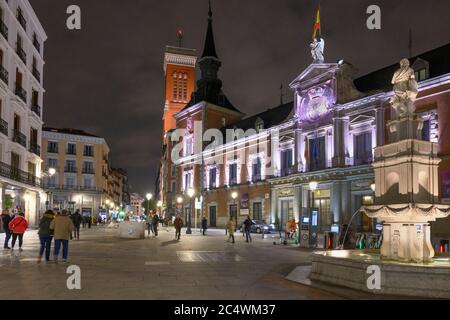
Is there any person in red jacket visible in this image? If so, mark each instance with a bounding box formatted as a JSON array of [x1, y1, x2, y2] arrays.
[[8, 212, 28, 251]]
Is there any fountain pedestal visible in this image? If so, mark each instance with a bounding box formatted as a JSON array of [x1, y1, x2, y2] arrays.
[[361, 117, 450, 263]]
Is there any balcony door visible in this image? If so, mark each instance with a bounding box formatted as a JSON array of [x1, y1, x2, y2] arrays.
[[15, 68, 22, 89], [30, 127, 38, 146], [13, 113, 20, 132], [10, 152, 20, 180]]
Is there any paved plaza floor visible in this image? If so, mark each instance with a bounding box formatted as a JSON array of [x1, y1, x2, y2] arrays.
[[0, 226, 376, 300]]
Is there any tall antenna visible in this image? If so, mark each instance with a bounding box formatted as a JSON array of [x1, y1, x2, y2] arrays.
[[280, 83, 284, 105], [408, 28, 413, 58], [177, 29, 183, 47]]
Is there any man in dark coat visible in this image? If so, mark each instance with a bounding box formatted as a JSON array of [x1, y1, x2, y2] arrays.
[[72, 210, 83, 240], [201, 216, 208, 236], [1, 209, 12, 249]]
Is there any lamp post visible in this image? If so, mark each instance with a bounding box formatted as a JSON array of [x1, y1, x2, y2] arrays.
[[146, 193, 152, 219], [231, 191, 238, 231], [45, 167, 56, 210], [186, 188, 195, 234], [309, 181, 318, 209]]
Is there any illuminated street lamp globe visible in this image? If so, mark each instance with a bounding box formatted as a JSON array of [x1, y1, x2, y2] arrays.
[[105, 199, 110, 205], [157, 201, 162, 208], [187, 188, 195, 198], [309, 181, 318, 191], [48, 167, 56, 176], [231, 191, 238, 200], [371, 183, 376, 192], [146, 193, 153, 201], [177, 196, 183, 204]]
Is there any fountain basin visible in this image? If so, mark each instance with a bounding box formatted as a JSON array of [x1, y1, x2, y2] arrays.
[[310, 250, 450, 299]]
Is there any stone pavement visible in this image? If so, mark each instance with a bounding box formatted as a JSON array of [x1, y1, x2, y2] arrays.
[[0, 226, 364, 300]]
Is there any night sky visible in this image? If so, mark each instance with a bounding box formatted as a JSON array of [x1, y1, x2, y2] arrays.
[[32, 0, 450, 195]]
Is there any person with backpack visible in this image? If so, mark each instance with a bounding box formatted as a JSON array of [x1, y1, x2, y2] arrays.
[[243, 215, 253, 243], [38, 210, 55, 263], [174, 214, 183, 240], [8, 212, 28, 251], [50, 209, 75, 263], [1, 209, 12, 250], [71, 210, 83, 240]]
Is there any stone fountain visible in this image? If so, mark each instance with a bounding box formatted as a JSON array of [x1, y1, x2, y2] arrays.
[[306, 59, 450, 298]]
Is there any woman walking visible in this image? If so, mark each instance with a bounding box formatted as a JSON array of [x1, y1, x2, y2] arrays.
[[227, 217, 235, 244], [38, 210, 55, 263], [8, 212, 28, 252]]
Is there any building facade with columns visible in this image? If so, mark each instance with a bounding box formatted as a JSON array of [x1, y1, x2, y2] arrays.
[[0, 0, 47, 226], [269, 43, 450, 244]]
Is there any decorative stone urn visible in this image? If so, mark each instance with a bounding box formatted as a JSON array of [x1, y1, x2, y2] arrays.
[[361, 59, 450, 263]]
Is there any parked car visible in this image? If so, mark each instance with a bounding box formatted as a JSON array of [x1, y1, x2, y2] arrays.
[[240, 220, 275, 234]]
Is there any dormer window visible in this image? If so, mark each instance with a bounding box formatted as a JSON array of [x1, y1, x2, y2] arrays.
[[412, 58, 429, 82], [255, 117, 264, 131]]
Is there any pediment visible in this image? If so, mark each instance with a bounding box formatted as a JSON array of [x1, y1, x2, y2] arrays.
[[350, 115, 375, 125], [289, 63, 339, 89]]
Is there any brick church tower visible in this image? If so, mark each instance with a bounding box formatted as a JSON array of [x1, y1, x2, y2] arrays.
[[162, 45, 197, 137]]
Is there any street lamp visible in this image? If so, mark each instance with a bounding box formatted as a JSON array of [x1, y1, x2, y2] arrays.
[[370, 183, 376, 192], [309, 181, 318, 210], [231, 191, 238, 230], [146, 193, 152, 216], [186, 188, 195, 234], [45, 167, 56, 210]]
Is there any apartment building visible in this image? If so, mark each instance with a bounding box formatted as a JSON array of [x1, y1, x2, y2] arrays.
[[41, 127, 111, 220], [0, 0, 46, 226]]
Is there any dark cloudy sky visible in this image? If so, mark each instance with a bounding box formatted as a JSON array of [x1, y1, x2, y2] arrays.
[[32, 0, 450, 195]]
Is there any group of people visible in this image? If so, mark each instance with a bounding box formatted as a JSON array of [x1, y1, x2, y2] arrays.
[[146, 211, 162, 237], [1, 208, 83, 263], [1, 209, 28, 251], [226, 215, 253, 244]]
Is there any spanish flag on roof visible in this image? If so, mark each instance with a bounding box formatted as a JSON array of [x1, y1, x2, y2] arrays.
[[312, 5, 321, 40]]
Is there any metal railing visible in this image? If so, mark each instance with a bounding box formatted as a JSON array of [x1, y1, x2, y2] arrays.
[[17, 10, 26, 30], [0, 161, 40, 187], [82, 168, 95, 174], [0, 20, 8, 39], [0, 64, 8, 84], [64, 166, 77, 173], [15, 85, 27, 103], [33, 37, 40, 53], [83, 151, 94, 157], [0, 119, 7, 136], [16, 45, 26, 64], [32, 66, 40, 82], [29, 143, 40, 156], [66, 149, 77, 155], [47, 147, 58, 153], [31, 104, 41, 117], [44, 184, 100, 192], [12, 129, 26, 147]]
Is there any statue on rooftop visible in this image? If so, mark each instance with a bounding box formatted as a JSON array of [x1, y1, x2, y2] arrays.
[[390, 58, 418, 118], [310, 37, 325, 63]]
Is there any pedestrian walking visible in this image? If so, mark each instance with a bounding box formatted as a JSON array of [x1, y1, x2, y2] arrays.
[[227, 217, 235, 243], [147, 212, 154, 237], [201, 216, 208, 236], [244, 215, 253, 243], [152, 213, 159, 237], [87, 214, 92, 229], [8, 212, 28, 251], [1, 209, 12, 250], [50, 209, 75, 263], [174, 214, 183, 240], [72, 210, 82, 240], [38, 210, 55, 263]]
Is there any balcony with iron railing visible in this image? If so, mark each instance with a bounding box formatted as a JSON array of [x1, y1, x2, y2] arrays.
[[15, 85, 27, 103], [0, 118, 7, 137], [82, 167, 95, 174], [17, 10, 26, 30], [64, 166, 77, 173], [32, 66, 40, 82], [47, 146, 58, 154], [0, 64, 8, 85], [66, 149, 77, 155], [31, 104, 41, 117], [83, 151, 94, 157], [44, 183, 100, 192], [33, 37, 40, 53], [0, 162, 40, 187], [29, 143, 40, 156], [0, 20, 7, 40], [251, 174, 262, 183], [12, 129, 26, 148], [16, 45, 26, 64]]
